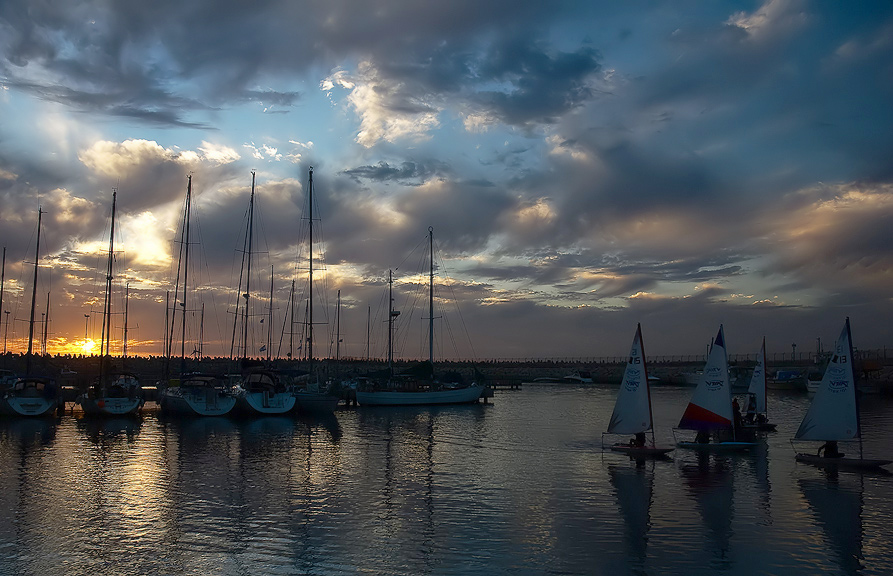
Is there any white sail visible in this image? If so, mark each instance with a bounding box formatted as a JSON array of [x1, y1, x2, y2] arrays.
[[746, 337, 767, 414], [678, 325, 733, 430], [795, 319, 858, 441], [607, 324, 652, 435]]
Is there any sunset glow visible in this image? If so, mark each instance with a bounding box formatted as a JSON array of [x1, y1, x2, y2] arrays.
[[1, 2, 892, 358]]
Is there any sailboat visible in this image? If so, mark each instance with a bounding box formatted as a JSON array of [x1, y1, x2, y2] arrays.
[[76, 189, 144, 416], [355, 227, 485, 406], [675, 325, 756, 452], [292, 167, 340, 414], [231, 172, 296, 416], [740, 337, 776, 431], [158, 176, 236, 417], [604, 323, 673, 457], [0, 207, 61, 417], [793, 318, 891, 470]]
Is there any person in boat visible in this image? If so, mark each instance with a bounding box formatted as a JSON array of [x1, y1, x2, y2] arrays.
[[695, 430, 710, 444], [629, 432, 646, 447], [817, 441, 844, 458], [732, 397, 743, 429], [745, 395, 757, 424]]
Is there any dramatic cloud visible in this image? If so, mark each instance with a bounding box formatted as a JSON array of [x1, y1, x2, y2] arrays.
[[2, 1, 893, 357]]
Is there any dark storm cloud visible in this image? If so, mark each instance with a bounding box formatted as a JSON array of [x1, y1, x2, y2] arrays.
[[470, 39, 601, 127], [342, 160, 449, 185], [1, 0, 600, 131]]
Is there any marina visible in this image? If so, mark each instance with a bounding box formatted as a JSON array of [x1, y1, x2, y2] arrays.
[[0, 383, 891, 575]]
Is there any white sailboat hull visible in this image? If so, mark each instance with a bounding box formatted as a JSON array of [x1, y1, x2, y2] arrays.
[[356, 385, 484, 406], [0, 395, 59, 417], [76, 395, 143, 416], [235, 390, 296, 415], [159, 388, 236, 417]]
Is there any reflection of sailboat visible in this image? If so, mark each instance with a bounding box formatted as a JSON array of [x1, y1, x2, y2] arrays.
[[608, 464, 654, 565], [355, 227, 484, 406], [0, 207, 61, 417], [799, 476, 865, 575], [159, 176, 236, 417], [740, 337, 776, 432], [605, 324, 673, 457], [77, 189, 144, 416], [293, 167, 340, 414], [231, 172, 296, 416], [680, 456, 735, 562], [676, 325, 755, 452], [794, 318, 891, 470]]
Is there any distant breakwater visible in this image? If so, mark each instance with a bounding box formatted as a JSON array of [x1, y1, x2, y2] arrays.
[[4, 350, 893, 390]]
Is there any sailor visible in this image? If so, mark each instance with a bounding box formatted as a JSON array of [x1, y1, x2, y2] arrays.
[[818, 441, 844, 458]]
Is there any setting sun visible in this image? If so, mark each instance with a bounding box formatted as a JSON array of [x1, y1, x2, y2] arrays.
[[81, 339, 96, 355]]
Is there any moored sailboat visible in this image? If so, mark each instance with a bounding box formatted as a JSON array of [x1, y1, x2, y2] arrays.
[[355, 227, 484, 407], [793, 318, 891, 470], [0, 207, 61, 417], [675, 325, 756, 452], [604, 323, 673, 457], [230, 172, 296, 416], [158, 175, 236, 417], [76, 189, 144, 416], [292, 167, 340, 414]]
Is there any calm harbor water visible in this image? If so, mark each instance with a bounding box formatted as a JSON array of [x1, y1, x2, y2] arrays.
[[1, 384, 892, 576]]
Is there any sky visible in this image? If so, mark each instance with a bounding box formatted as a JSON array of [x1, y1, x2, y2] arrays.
[[1, 0, 893, 362]]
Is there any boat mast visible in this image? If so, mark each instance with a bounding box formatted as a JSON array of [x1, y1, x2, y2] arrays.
[[175, 175, 193, 375], [0, 247, 5, 346], [268, 265, 273, 363], [638, 323, 656, 446], [308, 167, 314, 378], [123, 282, 130, 358], [428, 227, 434, 367], [336, 289, 341, 364], [26, 207, 42, 375], [243, 170, 256, 360], [101, 189, 117, 384], [387, 269, 394, 373]]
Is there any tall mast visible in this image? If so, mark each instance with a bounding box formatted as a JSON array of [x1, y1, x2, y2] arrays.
[[366, 305, 371, 362], [123, 282, 130, 358], [638, 323, 655, 446], [428, 226, 434, 366], [180, 175, 192, 374], [268, 265, 273, 363], [336, 289, 341, 366], [387, 270, 394, 372], [243, 170, 256, 360], [26, 207, 42, 374], [308, 167, 314, 376], [101, 189, 117, 375], [0, 247, 5, 345], [289, 279, 295, 358]]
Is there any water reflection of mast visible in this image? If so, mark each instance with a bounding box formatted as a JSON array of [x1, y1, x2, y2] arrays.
[[680, 455, 735, 564], [608, 464, 654, 567], [799, 474, 865, 575]]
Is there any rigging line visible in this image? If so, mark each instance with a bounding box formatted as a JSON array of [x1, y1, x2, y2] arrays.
[[434, 241, 477, 362]]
